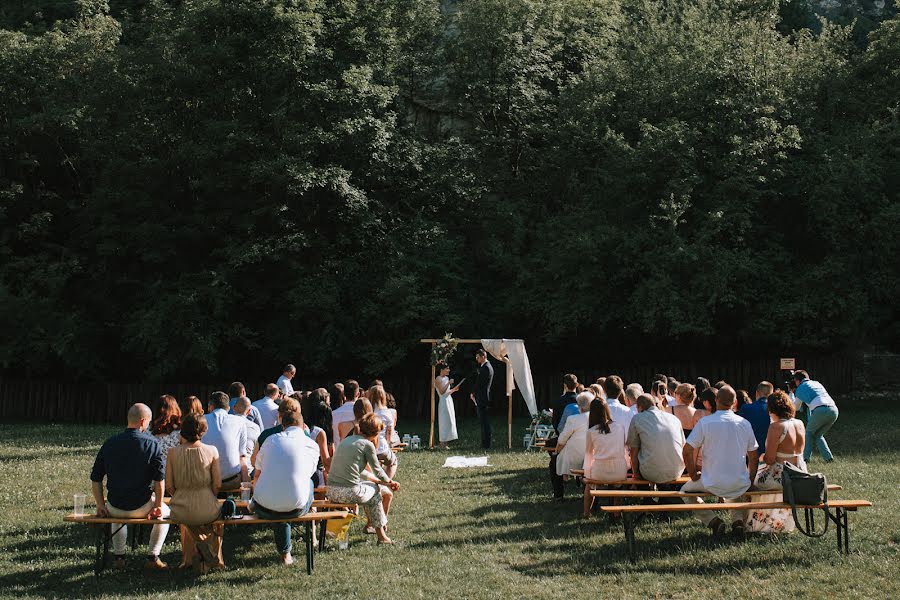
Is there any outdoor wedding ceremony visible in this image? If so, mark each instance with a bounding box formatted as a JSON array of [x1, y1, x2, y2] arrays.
[[0, 0, 898, 598]]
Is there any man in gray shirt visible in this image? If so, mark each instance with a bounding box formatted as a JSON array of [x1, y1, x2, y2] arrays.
[[626, 393, 685, 483]]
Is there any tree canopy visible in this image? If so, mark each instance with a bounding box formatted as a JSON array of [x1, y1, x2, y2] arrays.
[[1, 0, 898, 382]]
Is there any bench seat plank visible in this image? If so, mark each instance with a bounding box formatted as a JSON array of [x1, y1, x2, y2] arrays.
[[591, 484, 842, 498], [600, 499, 872, 513], [583, 476, 690, 486], [63, 510, 350, 526]]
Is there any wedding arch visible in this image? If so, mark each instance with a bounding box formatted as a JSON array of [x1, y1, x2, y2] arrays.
[[420, 337, 538, 448]]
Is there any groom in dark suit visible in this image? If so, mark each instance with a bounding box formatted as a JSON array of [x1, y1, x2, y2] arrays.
[[470, 349, 494, 449]]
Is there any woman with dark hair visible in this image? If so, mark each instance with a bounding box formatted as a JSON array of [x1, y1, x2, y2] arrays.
[[386, 392, 401, 446], [583, 397, 628, 517], [339, 397, 373, 440], [330, 383, 346, 408], [696, 387, 717, 420], [152, 395, 182, 462], [303, 388, 332, 484], [166, 414, 224, 573], [181, 395, 204, 418], [735, 389, 752, 412], [434, 362, 460, 448]]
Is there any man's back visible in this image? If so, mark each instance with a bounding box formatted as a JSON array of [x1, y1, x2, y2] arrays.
[[253, 397, 280, 430], [254, 428, 319, 512], [738, 400, 769, 452], [627, 407, 684, 483], [553, 391, 577, 433], [204, 409, 247, 479], [687, 410, 757, 497], [607, 399, 633, 437], [331, 400, 356, 443], [90, 429, 164, 510]]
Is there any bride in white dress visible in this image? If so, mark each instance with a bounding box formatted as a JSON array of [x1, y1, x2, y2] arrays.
[[434, 363, 460, 448]]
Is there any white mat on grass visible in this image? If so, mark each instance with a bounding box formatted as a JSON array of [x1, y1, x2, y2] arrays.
[[442, 456, 490, 468]]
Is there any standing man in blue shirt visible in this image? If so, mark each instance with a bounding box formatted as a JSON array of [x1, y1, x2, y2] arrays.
[[792, 370, 839, 462], [739, 381, 773, 452], [90, 403, 170, 570]]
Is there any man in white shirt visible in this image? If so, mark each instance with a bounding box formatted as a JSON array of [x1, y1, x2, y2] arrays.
[[624, 383, 643, 414], [252, 383, 281, 430], [251, 410, 319, 565], [331, 379, 360, 443], [681, 385, 758, 538], [232, 397, 261, 471], [204, 391, 249, 491], [604, 378, 633, 436], [276, 364, 297, 396]]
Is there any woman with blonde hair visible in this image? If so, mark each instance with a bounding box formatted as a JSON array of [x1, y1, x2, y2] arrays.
[[369, 385, 398, 478], [670, 383, 701, 437]]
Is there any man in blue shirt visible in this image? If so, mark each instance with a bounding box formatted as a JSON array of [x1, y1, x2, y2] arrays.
[[792, 370, 839, 462], [90, 403, 170, 570], [739, 381, 773, 453]]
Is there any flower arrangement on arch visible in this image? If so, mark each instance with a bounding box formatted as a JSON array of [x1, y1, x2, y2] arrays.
[[430, 332, 458, 367]]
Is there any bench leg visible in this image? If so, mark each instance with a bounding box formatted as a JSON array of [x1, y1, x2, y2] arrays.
[[834, 508, 843, 552], [623, 514, 636, 564], [319, 520, 327, 552], [94, 524, 109, 577], [305, 521, 314, 575]]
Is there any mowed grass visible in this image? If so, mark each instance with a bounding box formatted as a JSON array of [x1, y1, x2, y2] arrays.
[[0, 395, 898, 599]]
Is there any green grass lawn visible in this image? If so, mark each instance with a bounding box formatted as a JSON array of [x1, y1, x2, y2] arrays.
[[0, 395, 898, 599]]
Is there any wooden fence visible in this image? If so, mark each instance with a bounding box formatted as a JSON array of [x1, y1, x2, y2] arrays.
[[0, 354, 854, 424]]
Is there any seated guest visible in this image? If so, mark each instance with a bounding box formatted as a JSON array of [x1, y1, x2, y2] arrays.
[[151, 394, 182, 464], [251, 409, 320, 566], [303, 388, 333, 485], [681, 386, 759, 538], [166, 414, 224, 574], [369, 385, 398, 479], [554, 391, 593, 481], [754, 390, 807, 490], [582, 397, 630, 516], [670, 383, 700, 437], [735, 389, 752, 412], [252, 384, 282, 430], [740, 381, 773, 452], [624, 383, 643, 414], [695, 386, 717, 420], [330, 382, 346, 408], [227, 382, 263, 429], [252, 397, 300, 465], [327, 413, 400, 544], [604, 377, 633, 439], [181, 395, 204, 417], [204, 391, 249, 492], [232, 397, 261, 474], [696, 377, 711, 392], [549, 374, 579, 500], [650, 379, 669, 408], [386, 392, 401, 446], [339, 396, 373, 440], [332, 379, 361, 444], [90, 403, 169, 570], [276, 363, 297, 396], [626, 393, 685, 484]]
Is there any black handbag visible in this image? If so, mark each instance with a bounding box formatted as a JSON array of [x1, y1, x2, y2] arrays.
[[782, 462, 828, 537]]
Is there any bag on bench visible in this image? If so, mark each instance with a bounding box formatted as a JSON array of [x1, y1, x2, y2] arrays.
[[782, 462, 828, 538]]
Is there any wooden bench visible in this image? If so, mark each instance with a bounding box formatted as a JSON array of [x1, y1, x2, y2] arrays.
[[64, 510, 350, 576], [599, 499, 872, 562], [589, 484, 842, 499], [164, 497, 357, 512], [583, 476, 690, 487]]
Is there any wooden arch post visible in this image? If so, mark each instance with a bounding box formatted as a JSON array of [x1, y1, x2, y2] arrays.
[[421, 338, 515, 449]]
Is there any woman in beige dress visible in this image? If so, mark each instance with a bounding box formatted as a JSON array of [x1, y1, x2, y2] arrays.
[[166, 413, 224, 574]]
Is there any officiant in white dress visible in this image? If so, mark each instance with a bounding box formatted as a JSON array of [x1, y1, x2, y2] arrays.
[[434, 362, 460, 448]]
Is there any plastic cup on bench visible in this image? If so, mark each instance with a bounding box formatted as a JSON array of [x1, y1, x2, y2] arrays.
[[73, 494, 86, 517], [240, 482, 252, 502]]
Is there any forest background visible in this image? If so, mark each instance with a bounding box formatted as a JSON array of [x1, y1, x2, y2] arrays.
[[1, 0, 898, 394]]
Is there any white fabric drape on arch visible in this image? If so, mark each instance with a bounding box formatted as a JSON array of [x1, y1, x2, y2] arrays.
[[479, 339, 538, 417]]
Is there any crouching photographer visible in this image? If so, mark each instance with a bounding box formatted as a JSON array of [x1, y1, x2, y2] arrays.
[[791, 370, 839, 463]]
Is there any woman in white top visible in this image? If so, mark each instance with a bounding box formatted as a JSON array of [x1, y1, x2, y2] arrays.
[[755, 390, 807, 490], [434, 363, 461, 448], [555, 391, 594, 478], [369, 385, 398, 479], [583, 397, 628, 517]]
